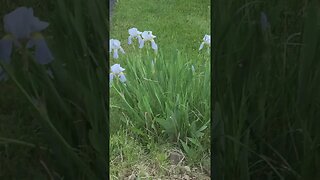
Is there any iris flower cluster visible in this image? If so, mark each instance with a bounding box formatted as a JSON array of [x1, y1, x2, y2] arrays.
[[109, 27, 159, 85], [128, 27, 158, 52], [109, 27, 211, 85], [109, 27, 158, 60]]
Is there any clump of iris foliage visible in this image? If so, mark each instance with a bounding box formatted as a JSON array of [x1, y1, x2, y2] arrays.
[[0, 0, 108, 179], [109, 0, 211, 170], [213, 0, 320, 179]]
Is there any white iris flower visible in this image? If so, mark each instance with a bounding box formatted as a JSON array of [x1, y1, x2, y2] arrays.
[[139, 31, 158, 52], [109, 39, 125, 59], [128, 27, 142, 45], [199, 34, 210, 51], [109, 64, 126, 85]]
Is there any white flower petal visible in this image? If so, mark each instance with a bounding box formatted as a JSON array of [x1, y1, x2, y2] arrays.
[[112, 39, 121, 49], [109, 39, 114, 52], [141, 31, 148, 39], [139, 40, 144, 48], [109, 73, 114, 86], [120, 47, 125, 54], [151, 40, 158, 50], [110, 39, 125, 58], [113, 49, 119, 59], [138, 36, 143, 44], [203, 35, 211, 45], [141, 31, 156, 41], [111, 64, 125, 74], [129, 28, 142, 36], [110, 73, 114, 81], [128, 28, 135, 35], [128, 36, 132, 44], [199, 42, 204, 50], [119, 73, 126, 83]]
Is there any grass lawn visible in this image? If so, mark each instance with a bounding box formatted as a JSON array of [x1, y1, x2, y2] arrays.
[[1, 0, 319, 179], [110, 0, 211, 179]]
